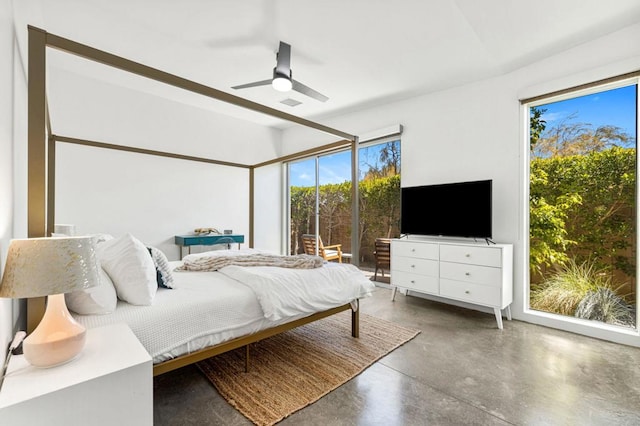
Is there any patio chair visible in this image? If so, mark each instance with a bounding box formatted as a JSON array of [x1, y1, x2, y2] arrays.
[[373, 238, 391, 280], [302, 234, 343, 263]]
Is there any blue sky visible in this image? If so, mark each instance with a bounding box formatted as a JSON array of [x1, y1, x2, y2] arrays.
[[291, 84, 638, 187], [538, 84, 637, 141], [289, 143, 391, 187]]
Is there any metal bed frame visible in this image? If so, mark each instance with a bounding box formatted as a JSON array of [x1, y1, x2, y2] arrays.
[[25, 26, 361, 375]]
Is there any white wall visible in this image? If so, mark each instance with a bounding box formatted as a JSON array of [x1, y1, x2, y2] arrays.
[[253, 163, 284, 253], [280, 22, 640, 345], [0, 0, 15, 366], [48, 65, 283, 166], [45, 42, 285, 261], [56, 143, 250, 261]]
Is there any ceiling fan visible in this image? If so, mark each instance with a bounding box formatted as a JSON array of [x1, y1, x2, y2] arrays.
[[232, 41, 329, 102]]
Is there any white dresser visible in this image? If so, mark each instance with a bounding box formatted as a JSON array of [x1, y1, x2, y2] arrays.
[[391, 238, 513, 329]]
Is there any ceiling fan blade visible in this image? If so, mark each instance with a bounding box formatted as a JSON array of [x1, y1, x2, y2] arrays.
[[275, 41, 291, 76], [292, 79, 329, 102], [231, 79, 272, 90]]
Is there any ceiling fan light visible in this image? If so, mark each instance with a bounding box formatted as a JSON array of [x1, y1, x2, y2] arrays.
[[272, 76, 292, 92]]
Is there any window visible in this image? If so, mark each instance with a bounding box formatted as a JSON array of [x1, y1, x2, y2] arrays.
[[288, 150, 353, 259], [286, 138, 401, 274], [528, 81, 638, 332]]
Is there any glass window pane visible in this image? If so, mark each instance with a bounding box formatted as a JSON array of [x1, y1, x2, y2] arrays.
[[529, 84, 637, 329], [358, 140, 401, 273]]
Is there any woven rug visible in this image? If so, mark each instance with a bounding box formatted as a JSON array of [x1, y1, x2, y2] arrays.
[[196, 311, 420, 426]]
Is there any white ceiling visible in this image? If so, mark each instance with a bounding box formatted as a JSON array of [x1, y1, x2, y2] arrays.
[[15, 0, 640, 128]]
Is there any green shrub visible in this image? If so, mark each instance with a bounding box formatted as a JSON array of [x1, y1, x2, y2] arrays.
[[530, 258, 615, 316], [574, 287, 634, 327]]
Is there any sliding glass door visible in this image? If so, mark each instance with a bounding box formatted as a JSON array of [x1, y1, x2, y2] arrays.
[[287, 138, 401, 279], [288, 150, 353, 261], [357, 139, 401, 274]]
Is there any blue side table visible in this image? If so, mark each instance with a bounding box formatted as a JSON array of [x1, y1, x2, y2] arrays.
[[175, 234, 245, 257]]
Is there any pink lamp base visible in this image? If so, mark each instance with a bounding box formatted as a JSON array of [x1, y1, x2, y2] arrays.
[[23, 293, 87, 368]]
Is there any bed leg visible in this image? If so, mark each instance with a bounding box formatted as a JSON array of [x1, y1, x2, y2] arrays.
[[244, 344, 250, 373], [352, 304, 359, 338]]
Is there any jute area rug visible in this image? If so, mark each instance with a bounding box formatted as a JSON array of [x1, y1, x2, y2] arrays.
[[197, 311, 420, 426]]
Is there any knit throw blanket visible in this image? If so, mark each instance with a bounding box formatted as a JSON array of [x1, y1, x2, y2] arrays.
[[175, 253, 324, 272]]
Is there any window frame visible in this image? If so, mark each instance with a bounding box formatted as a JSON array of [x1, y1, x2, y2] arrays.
[[521, 76, 640, 346]]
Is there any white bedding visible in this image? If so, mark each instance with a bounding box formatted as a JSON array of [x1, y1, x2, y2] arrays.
[[218, 262, 374, 321], [73, 260, 374, 364]]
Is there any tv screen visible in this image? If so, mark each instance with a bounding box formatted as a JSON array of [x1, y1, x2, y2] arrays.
[[400, 180, 492, 239]]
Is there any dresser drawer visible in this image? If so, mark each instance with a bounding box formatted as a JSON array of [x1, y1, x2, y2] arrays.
[[392, 256, 438, 276], [439, 244, 501, 267], [392, 241, 438, 259], [392, 271, 439, 294], [439, 279, 502, 306], [439, 261, 502, 287]]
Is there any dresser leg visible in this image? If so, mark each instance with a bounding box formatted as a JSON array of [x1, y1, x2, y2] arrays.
[[506, 305, 512, 321], [493, 308, 504, 330], [391, 286, 398, 301]]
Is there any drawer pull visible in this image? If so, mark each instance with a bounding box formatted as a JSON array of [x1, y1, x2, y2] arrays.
[[465, 253, 471, 257], [411, 248, 416, 252], [465, 290, 470, 294], [465, 272, 470, 276], [411, 264, 415, 268], [410, 280, 415, 284]]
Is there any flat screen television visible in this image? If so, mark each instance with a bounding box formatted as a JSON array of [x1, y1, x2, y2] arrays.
[[400, 179, 492, 239]]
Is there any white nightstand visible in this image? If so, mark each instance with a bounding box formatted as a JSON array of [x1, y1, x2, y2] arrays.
[[0, 323, 152, 425]]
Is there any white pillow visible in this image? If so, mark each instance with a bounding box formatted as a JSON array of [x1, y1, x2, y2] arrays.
[[97, 233, 157, 305], [66, 267, 117, 315]]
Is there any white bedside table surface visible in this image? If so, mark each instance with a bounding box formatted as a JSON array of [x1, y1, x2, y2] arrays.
[[0, 323, 151, 407]]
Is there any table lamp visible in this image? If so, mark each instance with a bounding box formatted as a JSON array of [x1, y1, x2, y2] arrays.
[[0, 236, 100, 368]]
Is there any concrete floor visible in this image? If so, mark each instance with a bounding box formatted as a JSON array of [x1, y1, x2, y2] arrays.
[[153, 284, 640, 425]]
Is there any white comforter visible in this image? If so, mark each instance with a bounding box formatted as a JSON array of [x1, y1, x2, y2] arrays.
[[75, 254, 375, 363], [218, 262, 375, 321]]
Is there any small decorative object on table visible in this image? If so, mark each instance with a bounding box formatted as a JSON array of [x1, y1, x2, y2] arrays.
[[224, 230, 233, 235], [194, 228, 220, 235]]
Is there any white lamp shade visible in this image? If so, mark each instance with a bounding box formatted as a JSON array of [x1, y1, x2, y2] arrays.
[[0, 236, 100, 298]]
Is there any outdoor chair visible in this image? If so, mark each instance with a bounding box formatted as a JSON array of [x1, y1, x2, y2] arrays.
[[373, 238, 391, 280], [302, 234, 344, 263]]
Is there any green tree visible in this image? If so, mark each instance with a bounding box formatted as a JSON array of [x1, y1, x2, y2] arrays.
[[532, 113, 633, 158], [319, 182, 351, 245], [529, 106, 636, 281], [358, 175, 401, 261], [530, 147, 636, 282], [290, 174, 401, 264], [362, 141, 401, 180], [529, 161, 581, 274], [289, 186, 316, 254], [530, 106, 547, 150], [378, 141, 401, 176]]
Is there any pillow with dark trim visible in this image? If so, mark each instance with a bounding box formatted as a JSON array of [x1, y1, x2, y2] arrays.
[[147, 246, 175, 289]]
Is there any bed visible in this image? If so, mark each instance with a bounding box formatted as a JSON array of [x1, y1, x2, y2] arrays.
[[67, 238, 375, 376], [25, 28, 370, 377]]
